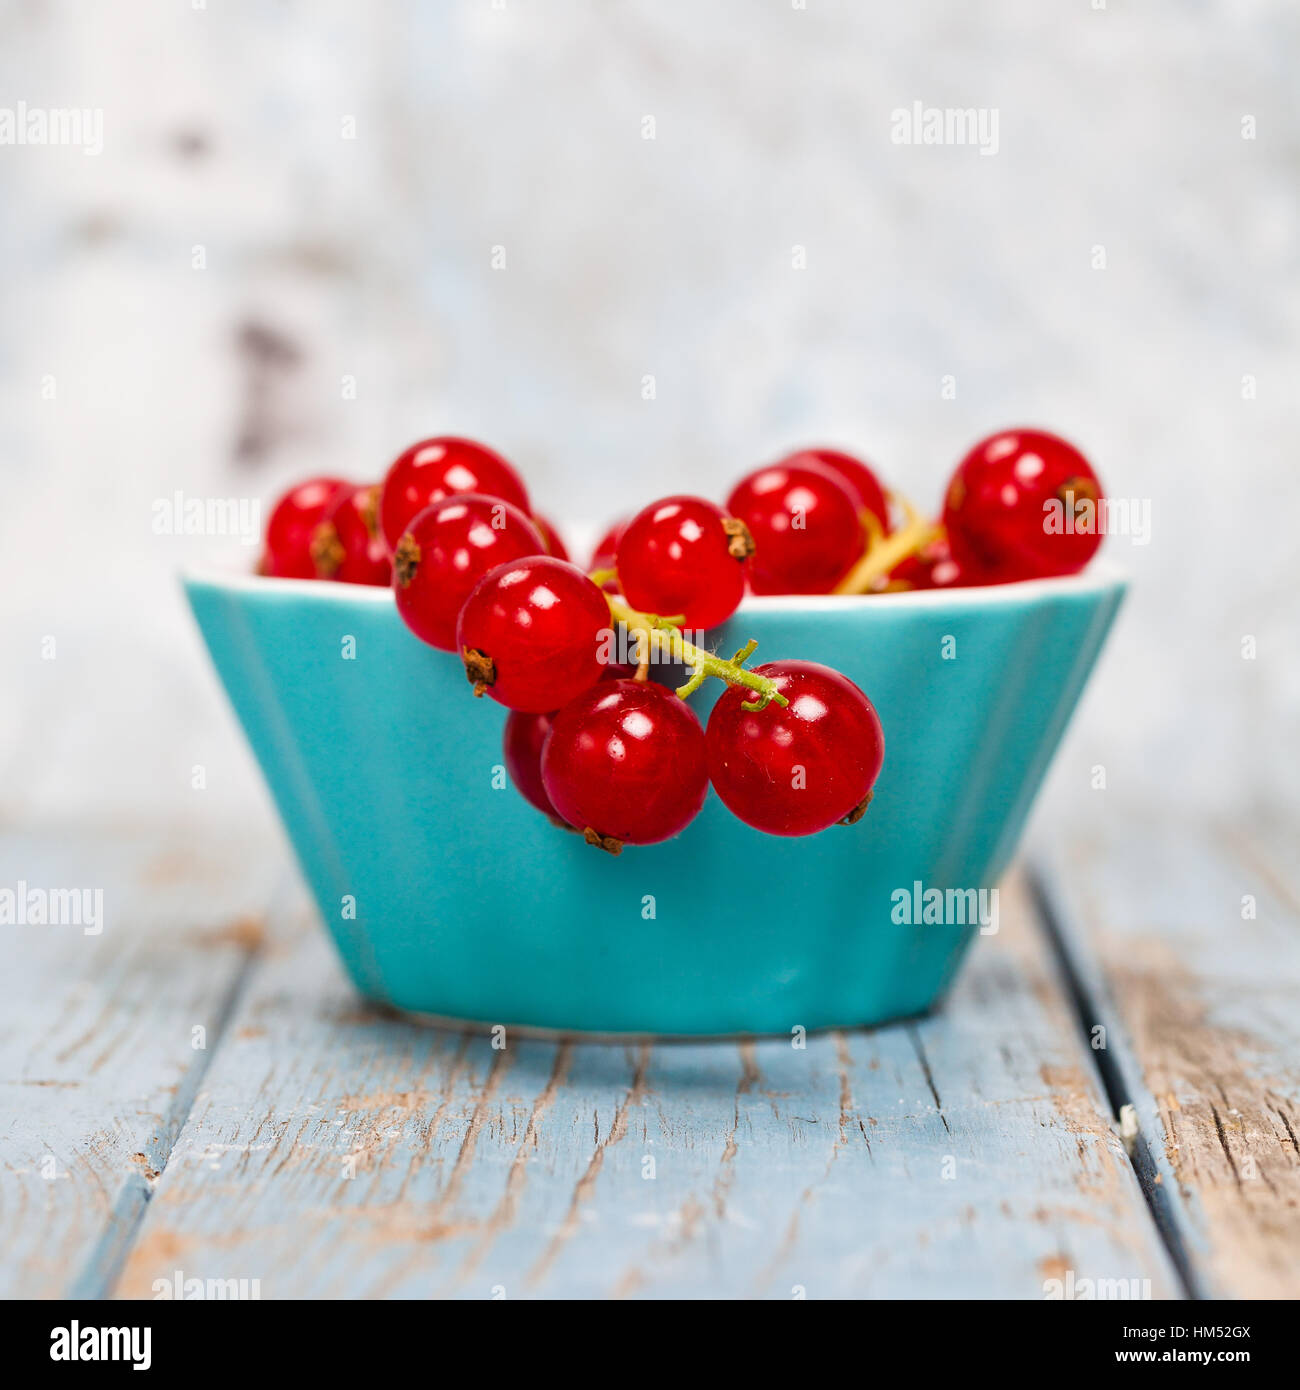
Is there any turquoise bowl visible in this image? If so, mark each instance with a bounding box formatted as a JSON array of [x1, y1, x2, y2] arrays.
[[184, 567, 1124, 1036]]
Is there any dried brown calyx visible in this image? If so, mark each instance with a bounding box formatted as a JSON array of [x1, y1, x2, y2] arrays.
[[393, 533, 421, 587], [723, 517, 755, 561], [309, 522, 344, 578], [583, 827, 624, 856], [1058, 475, 1100, 525], [461, 647, 496, 697], [359, 484, 381, 540]]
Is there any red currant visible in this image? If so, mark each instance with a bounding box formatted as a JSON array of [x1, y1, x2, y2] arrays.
[[261, 476, 351, 579], [542, 679, 708, 850], [616, 495, 752, 630], [885, 534, 971, 591], [533, 515, 570, 562], [457, 556, 610, 713], [503, 710, 559, 818], [589, 518, 628, 592], [502, 666, 638, 822], [943, 429, 1104, 582], [726, 460, 863, 594], [378, 436, 530, 552], [590, 518, 628, 571], [706, 660, 884, 836], [802, 448, 891, 533], [393, 494, 544, 651], [310, 483, 391, 586]]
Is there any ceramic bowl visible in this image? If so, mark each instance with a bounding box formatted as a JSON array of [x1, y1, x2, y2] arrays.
[[185, 566, 1124, 1036]]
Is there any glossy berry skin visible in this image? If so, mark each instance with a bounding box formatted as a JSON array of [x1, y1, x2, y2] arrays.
[[533, 515, 570, 562], [261, 476, 351, 579], [802, 448, 891, 533], [726, 460, 863, 595], [393, 494, 544, 651], [589, 518, 627, 592], [886, 535, 972, 592], [942, 428, 1103, 582], [503, 710, 559, 817], [379, 436, 530, 552], [501, 667, 636, 821], [706, 660, 884, 836], [617, 495, 749, 630], [542, 680, 708, 847], [311, 483, 391, 586], [590, 518, 627, 570], [457, 556, 610, 713]]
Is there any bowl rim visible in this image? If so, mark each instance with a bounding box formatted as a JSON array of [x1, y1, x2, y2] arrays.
[[182, 560, 1128, 611]]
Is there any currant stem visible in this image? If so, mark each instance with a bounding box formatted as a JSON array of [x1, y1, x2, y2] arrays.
[[601, 592, 789, 710], [833, 494, 943, 595]]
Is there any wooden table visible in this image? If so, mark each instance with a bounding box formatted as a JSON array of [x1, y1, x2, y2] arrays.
[[3, 813, 1297, 1300]]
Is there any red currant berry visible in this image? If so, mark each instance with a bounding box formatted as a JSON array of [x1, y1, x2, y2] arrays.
[[310, 483, 391, 586], [261, 476, 351, 579], [706, 660, 884, 836], [532, 514, 570, 562], [542, 679, 708, 850], [616, 495, 752, 630], [378, 436, 530, 552], [726, 460, 863, 595], [502, 666, 638, 822], [802, 448, 891, 533], [942, 428, 1104, 582], [589, 518, 628, 592], [393, 494, 544, 651], [457, 556, 610, 713], [590, 518, 628, 571], [886, 534, 972, 591], [503, 710, 559, 818]]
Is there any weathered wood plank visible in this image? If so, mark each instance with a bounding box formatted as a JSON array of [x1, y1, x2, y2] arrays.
[[115, 872, 1177, 1298], [1035, 815, 1300, 1299], [0, 824, 278, 1298]]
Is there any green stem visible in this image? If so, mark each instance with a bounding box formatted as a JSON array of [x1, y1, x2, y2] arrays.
[[603, 593, 788, 711]]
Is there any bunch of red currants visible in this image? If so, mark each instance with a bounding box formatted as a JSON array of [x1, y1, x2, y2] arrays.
[[259, 429, 1104, 852]]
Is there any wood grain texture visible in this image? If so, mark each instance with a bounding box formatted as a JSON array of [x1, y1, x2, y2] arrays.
[[0, 824, 279, 1298], [1037, 816, 1300, 1299], [113, 873, 1176, 1299]]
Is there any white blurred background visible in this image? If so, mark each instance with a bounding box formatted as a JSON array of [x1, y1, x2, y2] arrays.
[[2, 0, 1296, 839]]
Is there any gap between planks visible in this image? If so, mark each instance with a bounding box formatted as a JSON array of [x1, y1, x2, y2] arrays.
[[1027, 866, 1203, 1299], [66, 878, 290, 1299], [67, 942, 261, 1298], [0, 822, 287, 1300], [1029, 814, 1300, 1301]]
